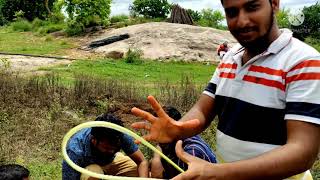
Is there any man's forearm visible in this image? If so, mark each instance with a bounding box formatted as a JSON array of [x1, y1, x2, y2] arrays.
[[219, 143, 317, 180], [218, 120, 320, 180]]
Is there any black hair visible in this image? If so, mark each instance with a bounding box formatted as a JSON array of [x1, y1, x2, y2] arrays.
[[162, 106, 181, 121], [0, 164, 29, 180], [221, 0, 272, 5], [91, 113, 124, 144]]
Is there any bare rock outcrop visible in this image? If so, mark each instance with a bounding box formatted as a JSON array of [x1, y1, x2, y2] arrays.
[[89, 22, 236, 62]]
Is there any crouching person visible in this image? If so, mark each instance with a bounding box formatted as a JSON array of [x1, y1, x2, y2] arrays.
[[62, 113, 148, 180]]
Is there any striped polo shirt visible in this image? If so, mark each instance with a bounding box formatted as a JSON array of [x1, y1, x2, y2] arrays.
[[204, 29, 320, 178]]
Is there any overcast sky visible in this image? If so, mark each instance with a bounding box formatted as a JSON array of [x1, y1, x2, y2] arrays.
[[110, 0, 320, 16]]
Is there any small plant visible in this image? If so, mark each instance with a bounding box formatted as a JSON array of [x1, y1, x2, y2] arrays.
[[13, 10, 25, 21], [124, 48, 143, 64], [0, 57, 11, 70]]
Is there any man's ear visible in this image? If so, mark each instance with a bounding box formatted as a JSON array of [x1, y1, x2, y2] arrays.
[[91, 136, 97, 146], [271, 0, 280, 13]]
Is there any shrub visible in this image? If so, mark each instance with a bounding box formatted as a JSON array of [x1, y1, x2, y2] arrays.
[[32, 18, 48, 29], [124, 48, 143, 64], [10, 19, 32, 32], [37, 23, 65, 35], [65, 21, 85, 36]]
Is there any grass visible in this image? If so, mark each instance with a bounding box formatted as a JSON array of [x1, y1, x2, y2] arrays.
[[40, 59, 216, 86], [0, 27, 74, 56]]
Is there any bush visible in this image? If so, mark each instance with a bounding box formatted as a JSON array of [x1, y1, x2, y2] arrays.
[[129, 0, 171, 18], [48, 12, 65, 24], [110, 14, 129, 24], [32, 18, 48, 29], [292, 2, 320, 40], [124, 48, 143, 64], [41, 23, 65, 34], [65, 21, 85, 36], [10, 19, 32, 32]]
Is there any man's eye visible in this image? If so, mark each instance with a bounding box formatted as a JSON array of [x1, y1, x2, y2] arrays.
[[246, 4, 260, 12], [226, 9, 238, 18]]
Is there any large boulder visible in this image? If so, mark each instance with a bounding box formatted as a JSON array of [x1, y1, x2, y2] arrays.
[[89, 22, 236, 62]]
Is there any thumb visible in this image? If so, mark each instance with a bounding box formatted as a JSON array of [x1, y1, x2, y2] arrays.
[[175, 140, 194, 165]]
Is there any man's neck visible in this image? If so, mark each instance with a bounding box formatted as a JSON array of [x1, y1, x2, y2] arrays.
[[242, 27, 281, 65]]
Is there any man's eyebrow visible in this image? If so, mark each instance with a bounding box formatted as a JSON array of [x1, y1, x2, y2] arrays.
[[244, 0, 259, 6], [224, 0, 258, 8]]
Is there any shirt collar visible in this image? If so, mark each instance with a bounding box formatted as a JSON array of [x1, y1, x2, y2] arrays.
[[267, 28, 293, 54]]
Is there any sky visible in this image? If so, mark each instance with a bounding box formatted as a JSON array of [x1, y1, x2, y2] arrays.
[[110, 0, 320, 16]]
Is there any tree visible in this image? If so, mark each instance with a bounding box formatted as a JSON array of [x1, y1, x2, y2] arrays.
[[198, 9, 225, 29], [276, 8, 290, 28], [129, 0, 171, 18], [0, 0, 55, 22], [63, 0, 111, 27], [186, 9, 201, 22], [291, 3, 320, 40]]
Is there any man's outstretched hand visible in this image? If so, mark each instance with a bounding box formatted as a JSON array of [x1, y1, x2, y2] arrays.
[[131, 95, 200, 143]]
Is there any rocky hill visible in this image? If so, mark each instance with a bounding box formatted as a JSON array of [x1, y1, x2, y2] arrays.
[[87, 22, 236, 62]]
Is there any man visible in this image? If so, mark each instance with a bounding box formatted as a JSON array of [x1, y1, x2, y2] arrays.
[[0, 164, 30, 180], [131, 0, 320, 180], [149, 106, 217, 179], [62, 113, 148, 180], [217, 41, 229, 59]]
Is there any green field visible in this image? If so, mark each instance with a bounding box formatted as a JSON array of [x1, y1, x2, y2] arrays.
[[40, 59, 215, 86], [0, 28, 73, 56]]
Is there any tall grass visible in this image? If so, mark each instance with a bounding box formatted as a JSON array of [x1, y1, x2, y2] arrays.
[[0, 71, 318, 179]]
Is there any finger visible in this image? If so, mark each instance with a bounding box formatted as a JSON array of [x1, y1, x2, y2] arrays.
[[147, 95, 167, 117], [175, 140, 194, 165], [134, 134, 154, 144], [134, 139, 141, 144], [131, 107, 156, 123], [131, 122, 151, 131]]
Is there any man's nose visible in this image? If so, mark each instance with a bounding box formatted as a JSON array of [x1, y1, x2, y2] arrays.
[[236, 10, 250, 28]]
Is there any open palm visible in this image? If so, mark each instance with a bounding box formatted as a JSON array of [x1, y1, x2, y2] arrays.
[[131, 96, 199, 143]]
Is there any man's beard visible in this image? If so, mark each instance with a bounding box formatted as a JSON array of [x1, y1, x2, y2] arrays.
[[232, 11, 275, 51]]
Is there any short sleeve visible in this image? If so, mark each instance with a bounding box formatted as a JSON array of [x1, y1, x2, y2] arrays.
[[203, 66, 220, 98], [121, 134, 139, 155], [285, 57, 320, 125]]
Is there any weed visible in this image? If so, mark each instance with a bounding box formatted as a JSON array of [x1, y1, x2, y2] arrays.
[[124, 48, 143, 64]]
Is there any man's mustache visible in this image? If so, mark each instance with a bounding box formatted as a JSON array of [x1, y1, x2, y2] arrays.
[[233, 27, 258, 34]]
